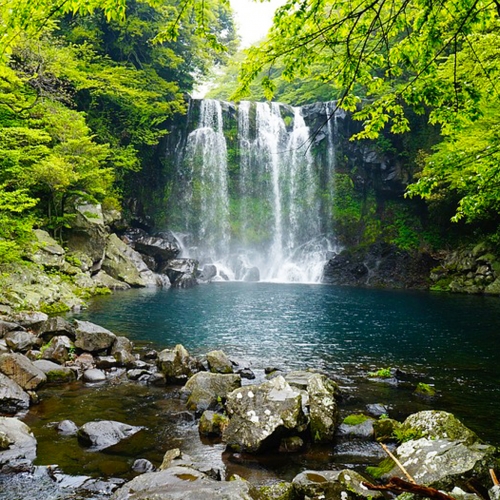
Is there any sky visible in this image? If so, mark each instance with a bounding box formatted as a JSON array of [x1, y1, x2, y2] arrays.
[[230, 0, 285, 47]]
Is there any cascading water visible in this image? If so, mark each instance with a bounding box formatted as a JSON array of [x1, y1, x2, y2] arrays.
[[175, 99, 342, 283]]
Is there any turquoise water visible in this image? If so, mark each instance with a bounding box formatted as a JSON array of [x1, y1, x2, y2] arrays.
[[75, 282, 500, 445]]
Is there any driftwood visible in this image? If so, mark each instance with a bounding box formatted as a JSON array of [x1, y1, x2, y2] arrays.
[[362, 477, 456, 500], [491, 469, 500, 487], [380, 442, 416, 483]]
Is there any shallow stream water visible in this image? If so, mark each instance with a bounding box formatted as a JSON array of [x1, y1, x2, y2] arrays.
[[14, 283, 500, 494]]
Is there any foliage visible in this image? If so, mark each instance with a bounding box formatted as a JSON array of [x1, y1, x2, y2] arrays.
[[392, 426, 423, 443], [366, 457, 394, 479], [368, 367, 392, 378], [343, 414, 370, 426]]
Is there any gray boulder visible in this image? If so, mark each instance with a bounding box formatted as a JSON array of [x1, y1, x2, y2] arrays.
[[157, 344, 201, 384], [83, 368, 106, 383], [111, 336, 136, 367], [0, 417, 37, 472], [307, 373, 340, 443], [197, 264, 217, 282], [56, 420, 79, 436], [33, 360, 76, 383], [0, 320, 22, 338], [10, 311, 48, 330], [134, 234, 180, 265], [0, 353, 46, 390], [337, 417, 375, 440], [162, 259, 198, 288], [92, 270, 131, 290], [111, 466, 254, 500], [103, 234, 159, 287], [78, 420, 143, 451], [0, 372, 30, 413], [40, 335, 73, 364], [37, 316, 75, 340], [242, 266, 260, 282], [223, 375, 308, 453], [74, 320, 117, 353], [206, 350, 233, 374], [182, 372, 241, 412], [30, 229, 65, 269], [132, 459, 155, 474], [5, 330, 39, 352], [292, 470, 342, 499]]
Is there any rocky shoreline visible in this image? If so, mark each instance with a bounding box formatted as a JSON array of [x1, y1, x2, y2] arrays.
[[0, 308, 499, 500]]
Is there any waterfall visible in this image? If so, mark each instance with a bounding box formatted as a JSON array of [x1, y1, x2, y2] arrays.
[[175, 99, 340, 283]]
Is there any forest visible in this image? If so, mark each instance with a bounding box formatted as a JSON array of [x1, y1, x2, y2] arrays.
[[1, 0, 500, 276]]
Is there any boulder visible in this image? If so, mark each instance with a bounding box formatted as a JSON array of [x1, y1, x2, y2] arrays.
[[37, 317, 75, 340], [102, 233, 159, 287], [182, 372, 241, 412], [197, 264, 217, 282], [199, 411, 230, 436], [83, 368, 106, 383], [111, 336, 136, 367], [33, 360, 76, 383], [9, 311, 48, 330], [337, 417, 375, 440], [78, 420, 143, 451], [65, 202, 107, 270], [292, 470, 342, 499], [242, 266, 260, 282], [133, 233, 180, 264], [30, 229, 65, 269], [206, 350, 233, 374], [56, 420, 79, 436], [0, 353, 46, 390], [162, 259, 198, 288], [40, 335, 73, 364], [0, 417, 37, 472], [307, 373, 340, 443], [132, 459, 155, 474], [92, 270, 131, 290], [111, 466, 254, 500], [5, 330, 40, 352], [223, 376, 308, 453], [258, 482, 295, 500], [0, 372, 30, 413], [0, 319, 22, 338], [157, 344, 201, 384], [74, 320, 117, 353]]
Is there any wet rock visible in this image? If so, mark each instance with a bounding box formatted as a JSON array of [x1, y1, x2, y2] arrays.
[[163, 258, 198, 288], [258, 481, 295, 500], [74, 320, 117, 353], [78, 420, 143, 451], [337, 416, 375, 440], [182, 372, 241, 412], [206, 350, 233, 374], [127, 368, 150, 380], [70, 353, 95, 372], [96, 356, 118, 369], [223, 375, 308, 453], [0, 353, 46, 390], [40, 335, 73, 364], [111, 336, 136, 367], [242, 266, 260, 282], [37, 317, 75, 340], [83, 368, 106, 383], [159, 448, 182, 470], [132, 458, 155, 474], [373, 418, 400, 442], [292, 470, 342, 499], [147, 372, 166, 386], [134, 234, 180, 264], [0, 372, 30, 413], [33, 360, 76, 383], [157, 344, 202, 384], [56, 420, 79, 436], [103, 233, 159, 287], [197, 264, 217, 282], [111, 465, 255, 500], [337, 469, 384, 498], [236, 367, 255, 380], [5, 330, 40, 352], [490, 485, 500, 500], [0, 417, 37, 472], [366, 403, 388, 418], [199, 410, 230, 437], [307, 373, 340, 443]]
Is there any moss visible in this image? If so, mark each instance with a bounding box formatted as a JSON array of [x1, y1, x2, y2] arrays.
[[366, 457, 394, 479], [40, 301, 70, 314], [392, 426, 423, 443], [368, 367, 392, 378], [414, 382, 436, 398], [343, 413, 370, 426]]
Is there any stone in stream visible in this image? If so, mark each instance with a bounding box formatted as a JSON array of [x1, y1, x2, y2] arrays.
[[74, 320, 117, 353], [111, 336, 136, 367], [0, 417, 37, 472], [33, 359, 76, 383], [132, 459, 155, 474], [111, 465, 255, 500], [206, 350, 233, 374], [0, 353, 46, 390], [157, 344, 202, 384], [198, 410, 230, 437], [40, 335, 73, 364], [56, 420, 79, 436], [161, 258, 198, 288], [181, 372, 241, 412], [223, 375, 308, 453], [78, 420, 143, 451], [83, 368, 106, 383], [0, 372, 30, 414], [36, 316, 75, 340]]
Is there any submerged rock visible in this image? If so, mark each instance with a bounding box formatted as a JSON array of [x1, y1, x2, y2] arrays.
[[0, 417, 37, 472], [78, 420, 143, 451], [223, 375, 308, 453]]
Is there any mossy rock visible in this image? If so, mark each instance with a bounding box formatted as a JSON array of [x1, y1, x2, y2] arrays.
[[343, 414, 370, 426], [258, 482, 296, 500], [373, 418, 400, 442], [414, 382, 436, 398]]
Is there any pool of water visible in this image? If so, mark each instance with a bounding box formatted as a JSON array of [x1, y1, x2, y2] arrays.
[[17, 282, 500, 489]]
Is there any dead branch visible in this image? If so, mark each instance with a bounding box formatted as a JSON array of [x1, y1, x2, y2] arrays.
[[363, 477, 457, 500], [380, 442, 416, 484]]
